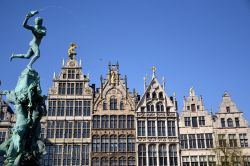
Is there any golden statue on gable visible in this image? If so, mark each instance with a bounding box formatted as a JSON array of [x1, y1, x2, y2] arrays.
[[110, 70, 117, 85], [68, 43, 77, 58]]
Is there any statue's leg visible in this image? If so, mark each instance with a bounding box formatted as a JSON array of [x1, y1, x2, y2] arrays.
[[10, 47, 33, 61], [27, 45, 40, 68]]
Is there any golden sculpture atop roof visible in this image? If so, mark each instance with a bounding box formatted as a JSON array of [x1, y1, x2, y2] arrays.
[[68, 42, 77, 58]]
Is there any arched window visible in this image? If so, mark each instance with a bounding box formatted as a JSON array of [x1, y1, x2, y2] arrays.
[[156, 103, 164, 112], [119, 157, 126, 166], [93, 115, 100, 128], [118, 135, 126, 152], [159, 144, 167, 166], [159, 92, 163, 99], [101, 115, 109, 128], [110, 115, 117, 128], [119, 115, 126, 128], [110, 157, 117, 166], [101, 135, 109, 152], [127, 135, 135, 152], [152, 92, 157, 99], [120, 101, 124, 110], [147, 104, 151, 112], [161, 105, 164, 112], [138, 144, 147, 166], [169, 144, 178, 166], [101, 157, 109, 166], [103, 101, 107, 110], [92, 136, 100, 152], [110, 97, 117, 110], [92, 158, 100, 166], [128, 157, 136, 166], [110, 135, 118, 152], [149, 144, 157, 166], [227, 118, 233, 127], [151, 105, 154, 112]]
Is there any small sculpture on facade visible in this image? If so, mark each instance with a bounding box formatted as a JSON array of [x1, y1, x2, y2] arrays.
[[0, 10, 47, 166], [10, 10, 46, 69]]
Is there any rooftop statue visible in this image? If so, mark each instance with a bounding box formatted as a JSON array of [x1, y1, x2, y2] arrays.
[[0, 10, 47, 166], [10, 10, 46, 69]]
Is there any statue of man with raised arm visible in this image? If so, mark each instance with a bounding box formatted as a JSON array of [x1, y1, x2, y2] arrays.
[[10, 11, 46, 69]]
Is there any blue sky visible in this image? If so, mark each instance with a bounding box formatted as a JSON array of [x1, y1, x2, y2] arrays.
[[0, 0, 250, 121]]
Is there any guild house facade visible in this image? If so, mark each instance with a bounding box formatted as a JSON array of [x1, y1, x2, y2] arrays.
[[0, 44, 249, 166]]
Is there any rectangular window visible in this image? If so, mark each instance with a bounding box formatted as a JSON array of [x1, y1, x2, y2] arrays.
[[226, 106, 230, 113], [229, 134, 237, 147], [75, 83, 83, 95], [197, 134, 205, 148], [83, 100, 91, 116], [67, 83, 75, 95], [82, 144, 89, 165], [73, 121, 82, 138], [148, 120, 156, 136], [68, 69, 75, 79], [192, 117, 198, 127], [47, 121, 55, 138], [191, 156, 198, 166], [189, 134, 197, 149], [66, 100, 74, 116], [58, 83, 66, 95], [65, 121, 73, 138], [82, 121, 90, 138], [57, 100, 65, 116], [205, 133, 214, 148], [182, 156, 190, 166], [75, 101, 82, 116], [199, 116, 205, 126], [56, 121, 64, 138], [137, 120, 145, 136], [119, 115, 126, 128], [184, 117, 191, 127], [180, 134, 188, 149], [199, 156, 207, 166], [218, 134, 226, 147], [208, 156, 216, 166], [127, 115, 134, 129], [168, 120, 176, 136], [240, 134, 248, 147], [157, 121, 166, 136], [221, 118, 225, 128]]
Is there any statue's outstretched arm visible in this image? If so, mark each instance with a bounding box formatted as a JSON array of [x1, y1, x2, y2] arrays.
[[23, 15, 33, 31]]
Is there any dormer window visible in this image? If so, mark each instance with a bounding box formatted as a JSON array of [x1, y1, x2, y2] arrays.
[[191, 104, 196, 112], [110, 97, 117, 110], [68, 69, 75, 79], [226, 107, 230, 113], [146, 93, 150, 99], [235, 118, 240, 127], [103, 101, 107, 110], [187, 106, 190, 111], [159, 92, 163, 99], [152, 92, 157, 99], [227, 118, 233, 127], [120, 101, 124, 110]]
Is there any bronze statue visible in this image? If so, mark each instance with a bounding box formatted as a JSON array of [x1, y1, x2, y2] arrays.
[[10, 11, 46, 69]]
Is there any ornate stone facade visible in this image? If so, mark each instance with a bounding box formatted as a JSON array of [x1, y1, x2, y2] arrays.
[[91, 63, 137, 166], [136, 70, 180, 166], [41, 49, 93, 166]]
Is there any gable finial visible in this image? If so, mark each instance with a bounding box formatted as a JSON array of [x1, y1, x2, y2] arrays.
[[162, 76, 165, 90], [144, 74, 147, 92], [62, 58, 65, 66], [152, 66, 156, 79]]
